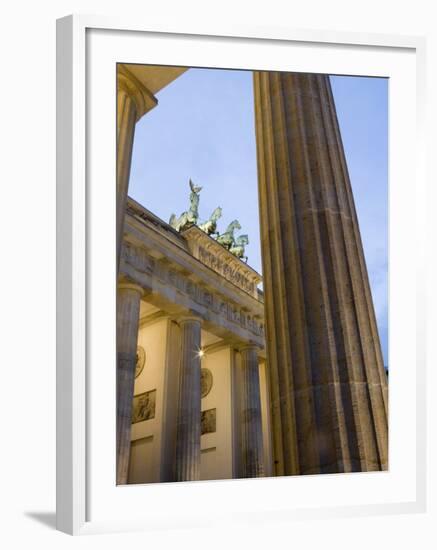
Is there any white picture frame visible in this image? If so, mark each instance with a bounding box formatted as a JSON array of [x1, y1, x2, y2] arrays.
[[56, 14, 427, 535]]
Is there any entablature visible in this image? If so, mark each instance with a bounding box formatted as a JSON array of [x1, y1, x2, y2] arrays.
[[121, 200, 265, 348]]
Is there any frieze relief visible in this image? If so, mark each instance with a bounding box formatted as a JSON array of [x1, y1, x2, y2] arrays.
[[122, 242, 264, 339]]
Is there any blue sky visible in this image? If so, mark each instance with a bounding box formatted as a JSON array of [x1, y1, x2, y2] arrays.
[[129, 69, 388, 364]]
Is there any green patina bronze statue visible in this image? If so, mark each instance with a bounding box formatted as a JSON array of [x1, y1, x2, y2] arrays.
[[168, 180, 249, 262], [198, 206, 222, 237], [169, 179, 203, 232], [229, 234, 249, 263], [216, 219, 241, 250]]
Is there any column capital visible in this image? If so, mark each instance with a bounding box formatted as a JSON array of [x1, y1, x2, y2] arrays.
[[117, 65, 158, 121], [117, 282, 145, 297], [238, 343, 261, 354], [176, 314, 203, 327]]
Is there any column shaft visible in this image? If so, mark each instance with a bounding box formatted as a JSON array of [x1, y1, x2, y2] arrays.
[[116, 67, 157, 269], [240, 346, 264, 478], [253, 71, 388, 475], [116, 283, 143, 484], [174, 317, 202, 481], [116, 87, 137, 269]]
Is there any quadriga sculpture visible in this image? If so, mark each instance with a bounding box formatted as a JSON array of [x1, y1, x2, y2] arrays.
[[216, 220, 241, 250], [169, 179, 202, 232], [229, 234, 249, 263], [198, 206, 222, 237]]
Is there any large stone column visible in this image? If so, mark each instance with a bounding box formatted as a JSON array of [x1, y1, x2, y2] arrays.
[[117, 65, 157, 269], [116, 282, 144, 484], [253, 71, 388, 476], [240, 345, 265, 478], [174, 316, 202, 481]]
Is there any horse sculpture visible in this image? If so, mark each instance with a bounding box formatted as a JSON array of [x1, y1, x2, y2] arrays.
[[169, 179, 202, 232], [198, 206, 222, 237], [229, 234, 249, 263], [216, 220, 242, 250]]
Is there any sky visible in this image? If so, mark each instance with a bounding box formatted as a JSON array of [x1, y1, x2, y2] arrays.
[[128, 69, 388, 365]]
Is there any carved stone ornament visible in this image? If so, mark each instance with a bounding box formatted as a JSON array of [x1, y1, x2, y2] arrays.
[[135, 346, 146, 378], [201, 408, 216, 435], [200, 368, 213, 398], [132, 389, 156, 424]]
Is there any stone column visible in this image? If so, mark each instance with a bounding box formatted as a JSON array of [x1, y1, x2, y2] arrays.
[[240, 345, 264, 478], [253, 71, 388, 475], [174, 316, 202, 481], [117, 65, 157, 269], [116, 282, 144, 484]]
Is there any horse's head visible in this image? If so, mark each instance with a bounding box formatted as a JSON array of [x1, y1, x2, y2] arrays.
[[227, 219, 241, 232], [236, 234, 249, 246]]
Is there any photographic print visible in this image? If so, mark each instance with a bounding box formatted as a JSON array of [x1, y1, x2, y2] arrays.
[[116, 64, 388, 485]]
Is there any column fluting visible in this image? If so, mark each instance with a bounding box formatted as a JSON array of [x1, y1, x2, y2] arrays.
[[116, 66, 157, 269], [116, 282, 143, 484], [240, 345, 265, 478], [174, 316, 202, 481], [253, 71, 388, 475]]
